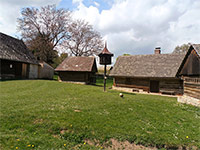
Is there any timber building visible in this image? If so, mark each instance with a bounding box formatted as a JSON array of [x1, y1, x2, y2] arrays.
[[0, 32, 39, 79], [0, 32, 54, 80], [55, 57, 97, 84], [110, 45, 200, 95]]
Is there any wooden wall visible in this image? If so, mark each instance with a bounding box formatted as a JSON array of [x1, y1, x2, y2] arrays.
[[183, 77, 200, 99], [114, 77, 183, 95], [180, 49, 200, 77], [58, 71, 96, 84], [0, 59, 28, 79], [114, 77, 150, 92], [29, 64, 38, 79], [159, 79, 183, 95], [38, 62, 54, 79]]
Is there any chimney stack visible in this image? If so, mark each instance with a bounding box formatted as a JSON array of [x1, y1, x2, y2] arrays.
[[154, 47, 161, 54]]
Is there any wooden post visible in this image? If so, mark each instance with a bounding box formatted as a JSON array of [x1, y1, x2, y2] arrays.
[[98, 42, 113, 91], [104, 64, 107, 92]]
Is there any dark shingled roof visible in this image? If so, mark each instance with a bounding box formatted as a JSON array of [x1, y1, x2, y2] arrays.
[[55, 56, 97, 72], [192, 44, 200, 56], [0, 32, 38, 64], [110, 53, 186, 78]]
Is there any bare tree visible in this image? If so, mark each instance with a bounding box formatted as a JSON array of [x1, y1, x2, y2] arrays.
[[173, 43, 191, 54], [17, 5, 71, 63], [26, 33, 58, 64], [52, 52, 68, 68], [63, 19, 104, 56]]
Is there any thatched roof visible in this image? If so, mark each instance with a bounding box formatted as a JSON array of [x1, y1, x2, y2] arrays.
[[110, 53, 186, 78], [55, 57, 97, 72], [0, 32, 38, 64]]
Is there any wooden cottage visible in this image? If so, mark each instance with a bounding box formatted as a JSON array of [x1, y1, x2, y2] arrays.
[[110, 45, 200, 95], [55, 57, 97, 84], [0, 32, 39, 79]]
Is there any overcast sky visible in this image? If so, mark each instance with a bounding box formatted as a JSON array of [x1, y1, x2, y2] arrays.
[[0, 0, 200, 60]]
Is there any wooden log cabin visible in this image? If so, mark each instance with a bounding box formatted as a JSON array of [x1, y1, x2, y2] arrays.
[[110, 45, 200, 95], [178, 44, 200, 77], [55, 57, 98, 84], [179, 44, 200, 100], [0, 32, 39, 79]]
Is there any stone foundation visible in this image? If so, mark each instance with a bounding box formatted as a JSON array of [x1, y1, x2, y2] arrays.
[[112, 86, 177, 97], [178, 95, 200, 107], [112, 86, 134, 93], [58, 80, 87, 85]]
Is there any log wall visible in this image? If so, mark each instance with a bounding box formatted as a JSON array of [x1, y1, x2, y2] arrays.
[[180, 49, 200, 76], [114, 77, 183, 95], [159, 79, 183, 95], [114, 77, 149, 92], [184, 77, 200, 99], [58, 71, 96, 84]]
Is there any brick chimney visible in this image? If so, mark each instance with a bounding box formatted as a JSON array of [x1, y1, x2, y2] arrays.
[[154, 47, 161, 54]]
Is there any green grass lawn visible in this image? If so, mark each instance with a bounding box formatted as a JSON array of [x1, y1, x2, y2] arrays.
[[0, 80, 200, 150], [95, 77, 113, 88]]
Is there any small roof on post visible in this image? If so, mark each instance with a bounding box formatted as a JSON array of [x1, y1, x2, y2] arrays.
[[98, 42, 114, 57], [98, 42, 114, 65]]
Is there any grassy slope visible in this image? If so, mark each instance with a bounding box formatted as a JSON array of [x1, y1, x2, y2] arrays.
[[0, 80, 199, 150]]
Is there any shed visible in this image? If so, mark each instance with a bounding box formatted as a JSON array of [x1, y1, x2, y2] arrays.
[[0, 32, 39, 79], [110, 46, 200, 95], [55, 57, 97, 84], [38, 61, 54, 79]]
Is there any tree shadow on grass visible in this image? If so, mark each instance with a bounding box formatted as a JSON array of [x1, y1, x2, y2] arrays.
[[0, 78, 55, 82], [92, 84, 103, 87]]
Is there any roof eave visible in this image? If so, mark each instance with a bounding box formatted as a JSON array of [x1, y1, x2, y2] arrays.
[[55, 70, 93, 72], [110, 74, 177, 78], [0, 58, 39, 65]]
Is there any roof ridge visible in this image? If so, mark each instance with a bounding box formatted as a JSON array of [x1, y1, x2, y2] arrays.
[[110, 52, 186, 78], [118, 53, 185, 57], [55, 56, 96, 72]]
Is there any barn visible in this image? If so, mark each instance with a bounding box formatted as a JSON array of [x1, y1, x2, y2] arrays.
[[110, 45, 200, 95], [55, 57, 97, 84], [178, 44, 200, 77], [0, 32, 39, 79], [178, 44, 200, 105]]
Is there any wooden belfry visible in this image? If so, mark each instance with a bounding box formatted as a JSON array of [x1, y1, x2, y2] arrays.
[[98, 42, 114, 91]]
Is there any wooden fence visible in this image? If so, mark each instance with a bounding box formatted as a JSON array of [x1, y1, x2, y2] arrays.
[[184, 77, 200, 99]]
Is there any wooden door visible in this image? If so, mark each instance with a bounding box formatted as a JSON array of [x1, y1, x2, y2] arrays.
[[150, 80, 159, 93], [22, 63, 27, 78]]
